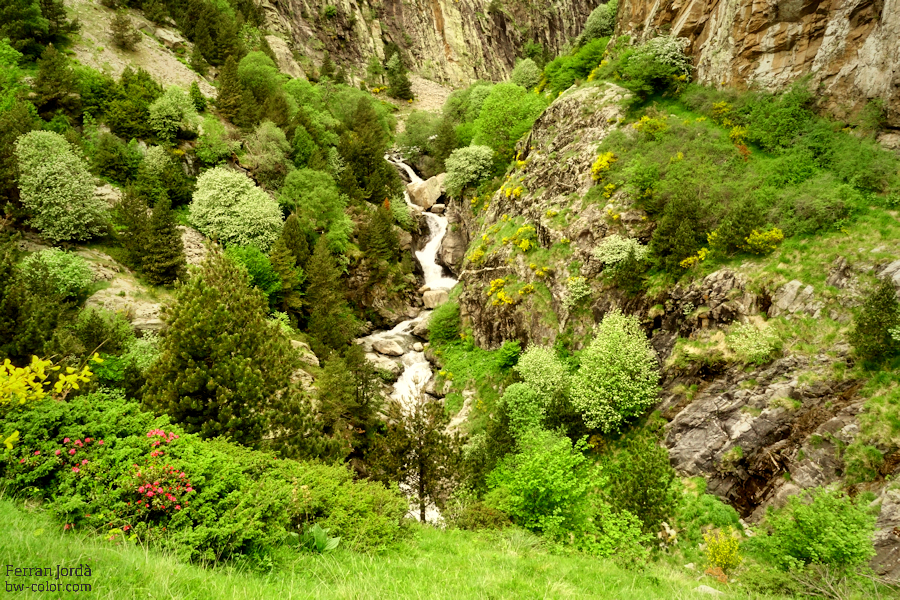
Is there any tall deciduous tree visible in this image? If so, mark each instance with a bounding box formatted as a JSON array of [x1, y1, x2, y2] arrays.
[[143, 250, 320, 456], [368, 394, 462, 522]]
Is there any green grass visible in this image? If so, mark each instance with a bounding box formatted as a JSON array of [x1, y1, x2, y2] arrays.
[[0, 499, 760, 600]]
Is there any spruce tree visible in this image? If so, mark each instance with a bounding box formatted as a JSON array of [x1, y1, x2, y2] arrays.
[[338, 98, 399, 201], [360, 206, 398, 263], [32, 44, 79, 116], [280, 213, 310, 271], [111, 10, 141, 51], [368, 394, 463, 522], [216, 55, 243, 123], [190, 43, 208, 77], [305, 236, 357, 355], [143, 250, 319, 455], [385, 53, 413, 101], [319, 51, 335, 80], [39, 0, 77, 37], [268, 235, 304, 315], [189, 81, 206, 112], [236, 86, 258, 129], [117, 187, 149, 270], [849, 279, 900, 363], [142, 193, 185, 286]]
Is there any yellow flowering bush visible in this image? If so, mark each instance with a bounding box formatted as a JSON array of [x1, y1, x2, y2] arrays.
[[703, 527, 742, 574], [740, 228, 784, 255], [631, 115, 668, 139], [679, 247, 709, 269], [729, 125, 748, 145], [711, 101, 731, 124], [591, 152, 617, 181]]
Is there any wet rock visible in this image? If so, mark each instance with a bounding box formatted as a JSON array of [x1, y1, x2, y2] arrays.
[[438, 224, 467, 276], [413, 342, 424, 352], [431, 203, 446, 214], [407, 173, 445, 210], [423, 290, 449, 308], [373, 339, 405, 357], [412, 311, 432, 339], [365, 353, 402, 379]]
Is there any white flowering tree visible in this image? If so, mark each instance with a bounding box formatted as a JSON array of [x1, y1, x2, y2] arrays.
[[592, 235, 649, 269], [444, 145, 494, 198], [570, 310, 659, 432], [14, 131, 108, 243], [514, 345, 569, 400], [189, 166, 282, 252]]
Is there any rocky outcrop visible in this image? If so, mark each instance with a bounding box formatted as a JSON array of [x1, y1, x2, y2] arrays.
[[407, 173, 445, 210], [260, 0, 597, 86], [618, 0, 900, 128]]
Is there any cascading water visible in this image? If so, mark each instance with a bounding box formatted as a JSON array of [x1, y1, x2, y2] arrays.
[[354, 156, 458, 524]]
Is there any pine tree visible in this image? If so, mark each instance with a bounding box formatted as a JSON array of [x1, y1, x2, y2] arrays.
[[142, 0, 168, 25], [360, 206, 398, 263], [849, 279, 900, 362], [32, 44, 79, 116], [111, 10, 141, 51], [368, 394, 463, 522], [189, 81, 206, 112], [116, 187, 149, 270], [280, 213, 310, 271], [142, 193, 185, 285], [236, 86, 258, 129], [39, 0, 77, 38], [215, 55, 243, 123], [268, 235, 304, 315], [319, 51, 335, 80], [305, 236, 357, 355], [190, 43, 208, 77], [337, 98, 399, 201], [143, 250, 320, 455], [385, 53, 413, 101]]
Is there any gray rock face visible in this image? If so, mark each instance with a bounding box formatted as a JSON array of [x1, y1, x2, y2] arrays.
[[768, 280, 822, 318], [438, 224, 467, 276], [407, 173, 445, 210], [423, 290, 449, 309], [431, 203, 446, 215], [290, 339, 320, 367], [178, 226, 208, 266], [373, 339, 405, 357], [264, 35, 305, 79], [872, 487, 900, 580]]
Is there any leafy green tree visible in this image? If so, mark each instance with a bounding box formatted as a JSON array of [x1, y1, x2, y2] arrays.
[[849, 279, 900, 363], [369, 394, 462, 522], [237, 51, 281, 105], [569, 310, 659, 433], [142, 194, 185, 285], [514, 345, 569, 400], [242, 120, 292, 188], [14, 130, 108, 243], [143, 250, 318, 455], [32, 43, 79, 117], [148, 86, 200, 143], [215, 55, 244, 124], [305, 236, 357, 355], [650, 189, 705, 271], [473, 83, 547, 161], [499, 382, 545, 439], [195, 115, 236, 165], [510, 58, 541, 90], [278, 168, 352, 253], [225, 245, 281, 304], [580, 0, 617, 44], [189, 166, 282, 252], [444, 145, 494, 198]]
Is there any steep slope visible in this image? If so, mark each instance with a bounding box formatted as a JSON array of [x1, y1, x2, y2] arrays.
[[260, 0, 599, 85], [617, 0, 900, 131]]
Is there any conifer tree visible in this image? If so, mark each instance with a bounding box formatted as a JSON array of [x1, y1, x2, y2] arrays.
[[111, 10, 141, 51], [849, 279, 900, 362], [189, 81, 207, 112], [305, 236, 357, 355], [280, 213, 310, 271], [39, 0, 77, 38], [143, 250, 320, 455], [338, 98, 399, 201], [268, 235, 304, 315], [216, 55, 243, 123], [142, 193, 185, 285], [368, 394, 463, 522], [385, 53, 413, 101], [32, 44, 79, 116], [236, 86, 258, 129], [190, 44, 208, 77], [117, 187, 149, 269], [319, 51, 335, 80], [360, 206, 398, 263]]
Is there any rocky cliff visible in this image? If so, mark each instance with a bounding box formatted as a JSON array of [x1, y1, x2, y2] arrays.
[[617, 0, 900, 130], [259, 0, 598, 86]]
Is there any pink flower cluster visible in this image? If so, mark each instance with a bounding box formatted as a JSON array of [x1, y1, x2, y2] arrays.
[[147, 429, 179, 447], [131, 454, 194, 517]]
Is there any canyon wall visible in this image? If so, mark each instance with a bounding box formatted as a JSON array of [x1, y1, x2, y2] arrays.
[[259, 0, 599, 86], [618, 0, 900, 128]]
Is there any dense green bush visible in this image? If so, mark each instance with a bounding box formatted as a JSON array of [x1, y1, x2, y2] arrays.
[[0, 390, 406, 561], [278, 168, 352, 253], [20, 249, 93, 299], [106, 67, 163, 140], [428, 300, 460, 345], [498, 382, 545, 438], [148, 86, 200, 143], [542, 38, 608, 96], [91, 132, 142, 183], [225, 245, 282, 304], [473, 83, 548, 161], [752, 487, 876, 572], [510, 58, 541, 91], [195, 116, 237, 165], [580, 0, 617, 44], [242, 120, 292, 188], [189, 166, 282, 252], [514, 345, 569, 399], [849, 279, 900, 363], [15, 130, 108, 243], [444, 145, 494, 198], [569, 310, 659, 432]]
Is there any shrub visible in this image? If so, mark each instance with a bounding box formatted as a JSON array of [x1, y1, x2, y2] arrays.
[[580, 0, 617, 43], [429, 300, 460, 345], [473, 83, 548, 160], [278, 168, 352, 253], [849, 279, 900, 363], [1, 390, 406, 560], [563, 275, 592, 310], [224, 245, 282, 304], [510, 58, 541, 90], [704, 527, 742, 574], [74, 306, 134, 355], [542, 38, 609, 95], [148, 86, 200, 143], [189, 166, 282, 252], [727, 321, 781, 365], [389, 198, 415, 231], [499, 382, 545, 438], [496, 340, 521, 370], [111, 11, 141, 51], [444, 145, 494, 198], [20, 249, 93, 299], [570, 310, 659, 432], [514, 345, 569, 399], [753, 487, 876, 572], [619, 35, 691, 96], [241, 121, 292, 188], [195, 116, 237, 165], [15, 131, 108, 243], [92, 133, 142, 183], [593, 235, 648, 269]]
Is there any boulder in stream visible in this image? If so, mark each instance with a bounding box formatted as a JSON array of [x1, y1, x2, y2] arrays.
[[373, 339, 405, 357], [423, 290, 449, 309]]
